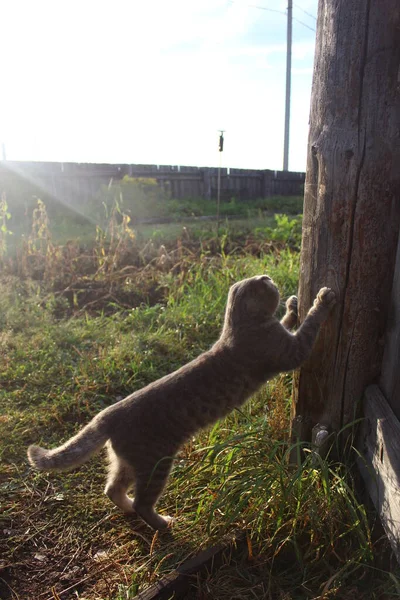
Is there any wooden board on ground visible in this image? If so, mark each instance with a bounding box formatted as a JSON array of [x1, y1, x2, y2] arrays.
[[358, 384, 400, 562], [134, 530, 245, 600]]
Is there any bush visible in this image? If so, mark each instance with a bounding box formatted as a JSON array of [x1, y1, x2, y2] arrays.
[[255, 214, 303, 248]]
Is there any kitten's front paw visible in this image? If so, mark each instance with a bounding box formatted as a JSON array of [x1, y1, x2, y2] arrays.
[[315, 287, 336, 309], [286, 295, 298, 314]]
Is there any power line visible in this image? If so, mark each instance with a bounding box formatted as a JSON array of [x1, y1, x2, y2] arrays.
[[228, 1, 316, 32], [292, 16, 315, 32], [227, 0, 316, 171], [242, 3, 285, 15], [293, 3, 317, 21], [228, 1, 285, 15]]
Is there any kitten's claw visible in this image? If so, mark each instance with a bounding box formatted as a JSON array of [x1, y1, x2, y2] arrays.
[[316, 287, 336, 309], [286, 295, 298, 314]]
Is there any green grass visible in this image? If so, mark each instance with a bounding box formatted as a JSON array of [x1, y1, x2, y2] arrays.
[[3, 200, 301, 261], [3, 182, 303, 252], [0, 212, 399, 600], [134, 213, 302, 248], [162, 195, 303, 219]]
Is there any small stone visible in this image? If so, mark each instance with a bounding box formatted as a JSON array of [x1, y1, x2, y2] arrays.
[[34, 553, 46, 562], [93, 550, 108, 561]]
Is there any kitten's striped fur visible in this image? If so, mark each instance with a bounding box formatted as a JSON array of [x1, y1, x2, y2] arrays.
[[28, 275, 335, 529]]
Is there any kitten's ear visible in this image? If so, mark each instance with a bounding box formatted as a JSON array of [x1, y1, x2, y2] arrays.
[[228, 283, 240, 303]]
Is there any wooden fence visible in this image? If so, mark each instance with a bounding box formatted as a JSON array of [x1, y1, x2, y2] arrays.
[[0, 161, 305, 208]]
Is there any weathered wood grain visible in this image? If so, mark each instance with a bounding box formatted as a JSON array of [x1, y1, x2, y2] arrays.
[[292, 0, 400, 444], [358, 385, 400, 561], [380, 234, 400, 420]]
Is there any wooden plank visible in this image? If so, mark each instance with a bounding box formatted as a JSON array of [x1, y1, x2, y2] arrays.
[[380, 233, 400, 419], [133, 531, 245, 600], [358, 385, 400, 562], [291, 0, 400, 444]]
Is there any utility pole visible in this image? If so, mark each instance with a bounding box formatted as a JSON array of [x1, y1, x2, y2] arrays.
[[216, 130, 225, 235], [283, 0, 292, 171], [1, 143, 6, 161]]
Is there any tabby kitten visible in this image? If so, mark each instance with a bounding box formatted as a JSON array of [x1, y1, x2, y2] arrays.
[[28, 275, 335, 530]]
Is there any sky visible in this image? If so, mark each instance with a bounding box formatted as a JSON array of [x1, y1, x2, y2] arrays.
[[0, 0, 318, 172]]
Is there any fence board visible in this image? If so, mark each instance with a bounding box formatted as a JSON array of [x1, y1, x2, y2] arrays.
[[358, 384, 400, 562], [380, 232, 400, 419]]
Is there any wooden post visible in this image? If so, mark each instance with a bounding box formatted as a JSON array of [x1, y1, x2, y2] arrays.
[[291, 0, 400, 446], [283, 0, 292, 171]]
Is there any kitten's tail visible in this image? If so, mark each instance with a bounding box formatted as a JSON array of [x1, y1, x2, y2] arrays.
[[27, 415, 110, 471]]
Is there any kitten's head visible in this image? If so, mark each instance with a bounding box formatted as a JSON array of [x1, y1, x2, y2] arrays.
[[226, 275, 280, 327]]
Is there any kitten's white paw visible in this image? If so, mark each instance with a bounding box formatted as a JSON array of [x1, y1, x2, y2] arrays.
[[316, 287, 336, 309], [286, 295, 298, 313], [160, 515, 175, 528], [134, 503, 175, 530], [149, 513, 175, 530]]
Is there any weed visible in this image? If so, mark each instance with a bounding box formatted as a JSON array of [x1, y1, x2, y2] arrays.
[[94, 202, 136, 278], [92, 176, 170, 224], [0, 191, 12, 261], [255, 213, 303, 248]]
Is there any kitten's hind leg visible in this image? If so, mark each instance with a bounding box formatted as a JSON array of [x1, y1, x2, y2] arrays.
[[133, 457, 174, 530], [105, 446, 135, 514]]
